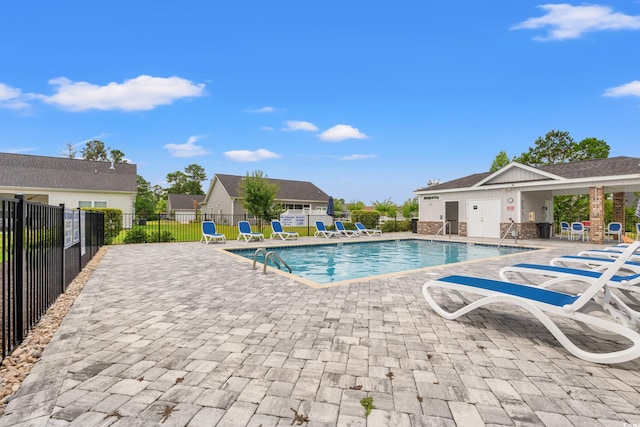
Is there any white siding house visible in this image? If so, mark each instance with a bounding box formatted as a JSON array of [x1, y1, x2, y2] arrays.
[[0, 152, 137, 227]]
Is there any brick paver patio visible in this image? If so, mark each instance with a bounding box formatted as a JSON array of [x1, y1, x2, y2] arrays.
[[1, 235, 639, 426]]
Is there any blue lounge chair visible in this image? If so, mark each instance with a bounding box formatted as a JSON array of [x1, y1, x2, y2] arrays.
[[270, 220, 299, 240], [200, 221, 226, 244], [550, 255, 640, 275], [578, 247, 640, 263], [237, 221, 264, 242], [354, 222, 381, 236], [335, 220, 359, 237], [500, 244, 640, 306], [422, 243, 640, 364], [314, 221, 339, 238]]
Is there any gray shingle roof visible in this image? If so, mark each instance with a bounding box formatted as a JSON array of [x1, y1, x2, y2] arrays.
[[215, 174, 330, 201], [0, 152, 137, 192], [416, 156, 640, 192], [167, 194, 205, 210]]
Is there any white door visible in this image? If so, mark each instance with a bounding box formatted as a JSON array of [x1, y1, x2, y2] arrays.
[[467, 199, 500, 238]]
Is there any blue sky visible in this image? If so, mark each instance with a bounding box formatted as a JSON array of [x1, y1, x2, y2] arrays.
[[1, 1, 639, 204]]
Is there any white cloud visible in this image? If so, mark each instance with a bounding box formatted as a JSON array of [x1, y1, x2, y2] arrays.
[[260, 126, 274, 131], [319, 124, 368, 142], [0, 82, 31, 109], [283, 120, 319, 132], [164, 136, 210, 158], [224, 148, 280, 162], [340, 154, 377, 161], [41, 75, 206, 111], [511, 4, 640, 41], [603, 80, 640, 97], [248, 106, 277, 113]]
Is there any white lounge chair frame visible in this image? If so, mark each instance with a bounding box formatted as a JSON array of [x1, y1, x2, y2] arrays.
[[577, 248, 640, 263], [335, 220, 359, 237], [550, 255, 640, 275], [237, 220, 264, 242], [200, 221, 226, 244], [500, 256, 640, 307], [270, 220, 299, 240], [354, 222, 382, 236], [314, 221, 340, 238], [423, 242, 640, 364]]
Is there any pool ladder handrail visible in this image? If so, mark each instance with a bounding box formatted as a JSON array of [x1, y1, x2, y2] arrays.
[[252, 248, 292, 274], [431, 221, 451, 242], [498, 220, 517, 248]]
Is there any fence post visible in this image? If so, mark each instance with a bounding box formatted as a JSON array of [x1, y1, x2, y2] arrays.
[[15, 195, 26, 341], [60, 204, 66, 291]]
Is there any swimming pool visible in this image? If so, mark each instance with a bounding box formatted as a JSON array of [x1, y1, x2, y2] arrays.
[[227, 239, 535, 285]]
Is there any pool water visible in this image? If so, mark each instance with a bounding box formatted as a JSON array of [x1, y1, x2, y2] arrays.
[[227, 239, 534, 285]]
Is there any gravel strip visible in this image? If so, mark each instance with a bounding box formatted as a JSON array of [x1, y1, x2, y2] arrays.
[[0, 246, 108, 414]]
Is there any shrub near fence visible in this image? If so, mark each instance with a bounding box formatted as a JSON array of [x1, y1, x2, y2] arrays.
[[1, 196, 104, 361]]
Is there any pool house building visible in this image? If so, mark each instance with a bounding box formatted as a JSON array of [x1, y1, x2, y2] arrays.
[[414, 156, 640, 244]]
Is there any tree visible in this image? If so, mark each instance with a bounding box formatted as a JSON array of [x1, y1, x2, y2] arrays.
[[237, 170, 282, 221], [166, 164, 207, 195], [332, 198, 345, 217], [514, 130, 610, 227], [346, 200, 365, 212], [513, 130, 609, 166], [372, 198, 398, 218], [80, 140, 128, 163], [427, 178, 441, 187], [81, 140, 110, 161], [135, 175, 157, 219], [574, 137, 610, 161], [61, 143, 77, 158], [110, 149, 127, 163], [490, 150, 510, 172], [401, 197, 419, 219]]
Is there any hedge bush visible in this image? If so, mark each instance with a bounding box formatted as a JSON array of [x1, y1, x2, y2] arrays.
[[380, 219, 412, 232], [123, 227, 150, 244], [86, 208, 122, 245], [350, 210, 380, 229]]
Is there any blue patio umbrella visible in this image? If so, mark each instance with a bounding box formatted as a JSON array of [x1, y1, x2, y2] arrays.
[[636, 199, 640, 218], [326, 196, 335, 217]]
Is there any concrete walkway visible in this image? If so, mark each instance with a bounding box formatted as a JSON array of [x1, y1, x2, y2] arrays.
[[1, 235, 639, 426]]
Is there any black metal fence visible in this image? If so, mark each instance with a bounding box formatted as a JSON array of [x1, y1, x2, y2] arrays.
[[112, 213, 340, 243], [110, 213, 410, 244], [1, 195, 104, 360]]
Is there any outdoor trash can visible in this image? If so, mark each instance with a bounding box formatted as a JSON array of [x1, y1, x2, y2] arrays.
[[537, 222, 551, 239], [138, 218, 147, 226], [411, 218, 418, 233]]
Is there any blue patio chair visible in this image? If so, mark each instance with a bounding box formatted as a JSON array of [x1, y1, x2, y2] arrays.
[[354, 222, 382, 236], [200, 221, 226, 244], [237, 221, 264, 242], [314, 221, 340, 238], [605, 222, 623, 242], [335, 220, 359, 237], [270, 220, 299, 240]]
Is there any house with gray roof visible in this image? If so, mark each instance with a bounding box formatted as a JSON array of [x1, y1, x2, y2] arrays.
[[414, 156, 640, 244], [166, 194, 205, 223], [0, 152, 137, 226], [203, 173, 331, 224]]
